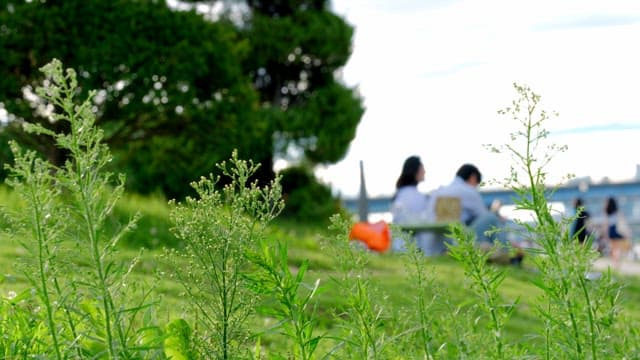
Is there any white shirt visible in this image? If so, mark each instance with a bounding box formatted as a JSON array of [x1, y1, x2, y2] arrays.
[[391, 185, 440, 253], [427, 176, 488, 225], [391, 185, 429, 224]]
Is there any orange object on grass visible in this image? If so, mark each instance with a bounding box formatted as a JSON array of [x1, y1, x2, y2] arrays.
[[349, 221, 391, 252]]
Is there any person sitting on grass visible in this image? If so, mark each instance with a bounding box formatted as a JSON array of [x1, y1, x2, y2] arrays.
[[603, 196, 632, 268], [427, 163, 524, 264], [390, 155, 433, 254]]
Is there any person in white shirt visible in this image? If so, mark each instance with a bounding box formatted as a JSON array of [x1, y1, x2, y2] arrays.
[[390, 156, 434, 253], [428, 164, 487, 227], [428, 164, 522, 261]]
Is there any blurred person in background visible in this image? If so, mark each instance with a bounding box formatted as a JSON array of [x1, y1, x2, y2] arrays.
[[570, 198, 592, 244], [390, 156, 433, 253], [603, 196, 632, 267]]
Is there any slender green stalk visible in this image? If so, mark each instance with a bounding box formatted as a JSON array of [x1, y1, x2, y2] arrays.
[[491, 83, 623, 358], [415, 271, 434, 359], [221, 242, 230, 360], [520, 93, 583, 357], [401, 236, 437, 359], [51, 64, 119, 357], [448, 225, 510, 359], [326, 215, 388, 359], [5, 142, 74, 359], [169, 152, 283, 358], [20, 59, 149, 357], [52, 277, 82, 358], [578, 275, 597, 358], [545, 304, 551, 360], [83, 187, 117, 357], [30, 183, 62, 360], [250, 238, 322, 360]]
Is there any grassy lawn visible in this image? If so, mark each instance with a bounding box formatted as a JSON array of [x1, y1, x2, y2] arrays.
[[2, 189, 640, 356]]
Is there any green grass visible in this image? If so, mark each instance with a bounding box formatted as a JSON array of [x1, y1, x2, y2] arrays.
[[2, 187, 640, 354], [4, 59, 633, 358]]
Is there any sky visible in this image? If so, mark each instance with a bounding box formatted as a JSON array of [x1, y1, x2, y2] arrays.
[[317, 0, 640, 199]]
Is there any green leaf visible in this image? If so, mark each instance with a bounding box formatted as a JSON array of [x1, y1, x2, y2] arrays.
[[163, 318, 192, 360]]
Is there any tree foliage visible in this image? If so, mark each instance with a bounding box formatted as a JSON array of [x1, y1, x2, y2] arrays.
[[244, 0, 364, 165], [279, 165, 340, 222], [0, 0, 363, 199]]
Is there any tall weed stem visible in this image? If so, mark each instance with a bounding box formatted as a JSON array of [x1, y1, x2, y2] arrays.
[[400, 235, 437, 359], [492, 83, 621, 358], [250, 239, 321, 360], [327, 215, 388, 359], [40, 60, 121, 356], [6, 147, 64, 359], [8, 59, 148, 357], [447, 225, 513, 359], [169, 152, 283, 358]]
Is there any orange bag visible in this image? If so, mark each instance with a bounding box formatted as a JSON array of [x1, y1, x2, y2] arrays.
[[349, 221, 391, 252]]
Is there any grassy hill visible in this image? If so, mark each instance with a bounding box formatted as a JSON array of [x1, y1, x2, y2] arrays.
[[2, 187, 640, 357], [4, 58, 637, 358]]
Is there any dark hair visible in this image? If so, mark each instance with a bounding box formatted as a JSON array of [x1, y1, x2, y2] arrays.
[[574, 198, 584, 209], [605, 197, 618, 215], [456, 163, 482, 183], [396, 156, 422, 189]]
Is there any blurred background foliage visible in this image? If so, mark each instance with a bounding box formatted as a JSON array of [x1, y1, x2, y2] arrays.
[[279, 165, 343, 222], [0, 0, 363, 219]]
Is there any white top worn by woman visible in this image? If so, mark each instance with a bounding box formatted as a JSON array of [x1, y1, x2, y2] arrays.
[[391, 186, 435, 254]]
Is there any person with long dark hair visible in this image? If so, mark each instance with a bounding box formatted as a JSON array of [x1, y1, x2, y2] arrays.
[[395, 156, 425, 191], [603, 196, 632, 267], [390, 156, 431, 253]]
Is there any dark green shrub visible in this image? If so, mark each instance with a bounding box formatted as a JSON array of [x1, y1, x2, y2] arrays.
[[0, 130, 15, 182], [279, 166, 341, 222]]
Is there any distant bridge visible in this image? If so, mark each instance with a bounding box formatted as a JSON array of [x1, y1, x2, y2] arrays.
[[342, 180, 640, 230]]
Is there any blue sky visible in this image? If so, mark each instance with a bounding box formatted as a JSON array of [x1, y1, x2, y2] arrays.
[[316, 0, 640, 198]]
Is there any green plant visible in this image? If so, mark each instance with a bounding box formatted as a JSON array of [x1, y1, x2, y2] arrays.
[[490, 83, 622, 358], [392, 227, 484, 358], [325, 215, 392, 359], [406, 245, 436, 358], [4, 58, 162, 358], [0, 289, 47, 358], [447, 225, 518, 359], [5, 136, 70, 359], [250, 239, 323, 360], [279, 166, 342, 223], [1, 60, 637, 359], [167, 151, 284, 359], [164, 318, 195, 360]]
